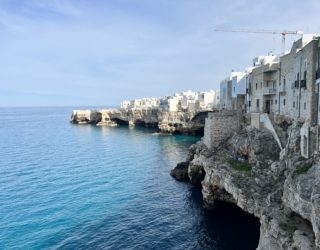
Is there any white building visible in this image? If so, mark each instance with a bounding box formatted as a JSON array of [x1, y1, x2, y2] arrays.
[[120, 100, 131, 109], [220, 71, 247, 110], [197, 90, 218, 109], [120, 98, 160, 109], [168, 97, 180, 112], [120, 89, 219, 113], [213, 90, 220, 107]]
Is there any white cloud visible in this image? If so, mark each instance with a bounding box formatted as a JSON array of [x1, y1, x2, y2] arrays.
[[0, 0, 319, 106]]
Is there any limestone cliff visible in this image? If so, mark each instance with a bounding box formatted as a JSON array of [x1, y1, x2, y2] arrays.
[[172, 122, 320, 249], [71, 109, 210, 135]]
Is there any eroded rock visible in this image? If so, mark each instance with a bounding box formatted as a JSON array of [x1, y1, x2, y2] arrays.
[[170, 162, 189, 181], [176, 123, 320, 249]]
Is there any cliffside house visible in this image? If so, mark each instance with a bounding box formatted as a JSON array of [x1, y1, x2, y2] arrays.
[[246, 35, 320, 158], [212, 34, 320, 159], [247, 53, 280, 114], [220, 71, 248, 112]]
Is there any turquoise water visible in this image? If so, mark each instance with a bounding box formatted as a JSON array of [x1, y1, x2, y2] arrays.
[[0, 107, 259, 249]]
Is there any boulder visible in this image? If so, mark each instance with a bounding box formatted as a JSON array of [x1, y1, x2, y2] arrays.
[[170, 162, 189, 181]]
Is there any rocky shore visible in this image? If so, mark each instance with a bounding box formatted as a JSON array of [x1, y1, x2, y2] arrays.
[[71, 108, 211, 135], [171, 118, 320, 249]]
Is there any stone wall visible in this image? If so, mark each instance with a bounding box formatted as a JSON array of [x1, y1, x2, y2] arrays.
[[204, 111, 241, 150], [250, 113, 261, 128]]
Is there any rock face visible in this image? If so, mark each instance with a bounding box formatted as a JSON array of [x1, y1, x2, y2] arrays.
[[71, 109, 210, 135], [283, 162, 320, 248], [170, 162, 189, 181], [70, 109, 102, 124], [176, 123, 320, 249]]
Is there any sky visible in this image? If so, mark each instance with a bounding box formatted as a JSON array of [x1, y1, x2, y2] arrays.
[[0, 0, 319, 107]]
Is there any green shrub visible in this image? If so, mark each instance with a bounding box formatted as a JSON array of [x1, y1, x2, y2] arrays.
[[294, 162, 313, 175], [226, 158, 251, 172], [280, 221, 296, 238]]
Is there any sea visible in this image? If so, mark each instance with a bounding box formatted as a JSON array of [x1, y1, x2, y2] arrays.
[[0, 107, 260, 250]]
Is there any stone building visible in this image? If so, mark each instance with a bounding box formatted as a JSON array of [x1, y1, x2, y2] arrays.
[[220, 77, 232, 110], [246, 53, 280, 114], [210, 35, 320, 159], [278, 35, 319, 125], [247, 35, 320, 159]]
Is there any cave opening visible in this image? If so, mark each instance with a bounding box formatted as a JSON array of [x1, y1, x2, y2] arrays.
[[135, 119, 158, 128], [284, 209, 316, 244], [110, 118, 129, 126], [187, 186, 261, 250], [171, 127, 204, 136], [203, 200, 261, 250]]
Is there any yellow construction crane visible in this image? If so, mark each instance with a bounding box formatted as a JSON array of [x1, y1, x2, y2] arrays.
[[213, 28, 303, 54]]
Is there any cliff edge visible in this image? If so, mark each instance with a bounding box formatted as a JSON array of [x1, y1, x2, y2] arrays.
[[71, 109, 210, 135], [172, 118, 320, 249]]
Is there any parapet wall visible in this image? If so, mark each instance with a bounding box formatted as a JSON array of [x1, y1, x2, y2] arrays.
[[204, 111, 241, 150]]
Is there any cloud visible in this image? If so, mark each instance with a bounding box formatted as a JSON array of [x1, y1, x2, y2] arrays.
[[0, 0, 319, 106]]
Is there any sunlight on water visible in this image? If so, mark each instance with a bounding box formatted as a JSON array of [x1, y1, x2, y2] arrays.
[[0, 107, 259, 250]]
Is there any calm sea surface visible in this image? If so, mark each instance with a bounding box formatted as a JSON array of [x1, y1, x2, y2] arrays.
[[0, 107, 259, 250]]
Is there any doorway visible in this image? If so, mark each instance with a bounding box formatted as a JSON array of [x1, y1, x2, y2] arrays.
[[265, 100, 270, 114]]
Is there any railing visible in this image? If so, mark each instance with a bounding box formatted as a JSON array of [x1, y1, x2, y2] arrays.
[[263, 88, 277, 95]]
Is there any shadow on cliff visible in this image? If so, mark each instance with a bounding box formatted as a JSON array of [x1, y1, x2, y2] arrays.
[[186, 186, 260, 250], [110, 118, 129, 125]]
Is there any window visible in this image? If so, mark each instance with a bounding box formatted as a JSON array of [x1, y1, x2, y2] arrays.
[[249, 101, 251, 107], [256, 83, 258, 90], [275, 99, 278, 105], [304, 102, 306, 110], [233, 87, 235, 93], [283, 78, 286, 88], [257, 99, 260, 108], [271, 100, 273, 105], [303, 135, 308, 156], [293, 102, 295, 108], [283, 99, 286, 106], [260, 82, 262, 88]]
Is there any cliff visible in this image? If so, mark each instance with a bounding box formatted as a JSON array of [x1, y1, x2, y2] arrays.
[[71, 108, 210, 135], [172, 120, 320, 249]]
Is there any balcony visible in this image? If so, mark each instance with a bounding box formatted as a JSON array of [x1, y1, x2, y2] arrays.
[[263, 63, 280, 73], [300, 79, 306, 88], [263, 88, 277, 95]]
